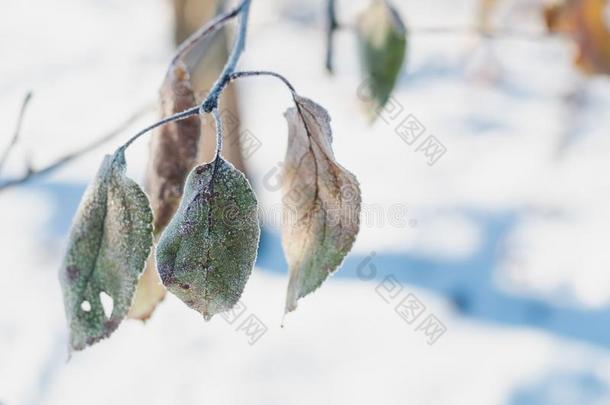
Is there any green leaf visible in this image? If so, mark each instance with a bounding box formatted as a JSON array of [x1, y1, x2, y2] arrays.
[[59, 150, 153, 351], [356, 0, 407, 121], [156, 157, 260, 320], [282, 95, 361, 313]]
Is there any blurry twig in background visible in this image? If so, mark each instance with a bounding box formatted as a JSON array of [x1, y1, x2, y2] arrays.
[[0, 104, 153, 193], [338, 22, 566, 42], [325, 0, 338, 73], [0, 91, 33, 175], [411, 26, 560, 41], [556, 78, 589, 155]]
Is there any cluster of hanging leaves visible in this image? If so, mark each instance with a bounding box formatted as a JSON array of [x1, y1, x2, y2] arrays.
[[543, 0, 610, 75], [59, 14, 361, 352]]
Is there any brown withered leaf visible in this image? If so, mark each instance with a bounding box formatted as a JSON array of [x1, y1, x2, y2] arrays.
[[544, 0, 610, 75], [146, 60, 201, 231], [128, 60, 202, 321], [282, 95, 361, 313]]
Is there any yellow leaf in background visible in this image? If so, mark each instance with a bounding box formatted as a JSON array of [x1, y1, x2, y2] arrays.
[[479, 0, 499, 32], [544, 0, 610, 75]]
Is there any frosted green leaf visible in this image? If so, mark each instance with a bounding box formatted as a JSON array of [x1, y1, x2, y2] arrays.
[[356, 0, 407, 121], [59, 150, 153, 352], [156, 157, 260, 320], [282, 95, 361, 313]]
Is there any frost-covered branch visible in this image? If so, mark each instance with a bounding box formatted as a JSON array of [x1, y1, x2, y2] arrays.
[[200, 0, 252, 113], [229, 70, 296, 95], [119, 0, 253, 151]]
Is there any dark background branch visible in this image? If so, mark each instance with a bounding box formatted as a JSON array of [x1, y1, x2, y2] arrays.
[[0, 92, 33, 175], [0, 105, 152, 192]]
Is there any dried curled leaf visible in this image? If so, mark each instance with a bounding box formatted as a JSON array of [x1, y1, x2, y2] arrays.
[[129, 61, 202, 321], [282, 95, 361, 313], [59, 150, 153, 351], [356, 0, 407, 120], [146, 61, 201, 232], [156, 157, 260, 320]]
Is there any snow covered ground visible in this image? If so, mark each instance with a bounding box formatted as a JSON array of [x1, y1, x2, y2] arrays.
[[2, 0, 610, 404]]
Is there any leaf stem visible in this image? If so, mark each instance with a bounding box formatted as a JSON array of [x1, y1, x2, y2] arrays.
[[229, 70, 297, 96], [211, 108, 223, 158], [119, 106, 200, 151]]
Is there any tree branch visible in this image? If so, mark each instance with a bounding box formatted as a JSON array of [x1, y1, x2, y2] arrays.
[[410, 26, 559, 41], [0, 0, 257, 192], [201, 0, 252, 113], [338, 20, 562, 41], [0, 105, 152, 192], [171, 0, 245, 67], [0, 92, 33, 175], [120, 0, 253, 151]]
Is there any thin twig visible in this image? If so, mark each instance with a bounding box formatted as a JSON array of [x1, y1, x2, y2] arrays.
[[0, 92, 33, 175], [412, 26, 559, 41], [122, 1, 252, 150], [201, 0, 252, 112], [229, 70, 297, 95], [120, 106, 199, 151], [0, 0, 254, 192], [0, 105, 152, 192], [171, 0, 245, 66], [338, 20, 563, 41]]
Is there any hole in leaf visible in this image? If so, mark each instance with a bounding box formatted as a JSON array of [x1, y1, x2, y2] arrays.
[[100, 292, 114, 318], [81, 301, 91, 312]]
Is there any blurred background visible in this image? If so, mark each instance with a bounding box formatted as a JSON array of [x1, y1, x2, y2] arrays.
[[2, 0, 610, 404]]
